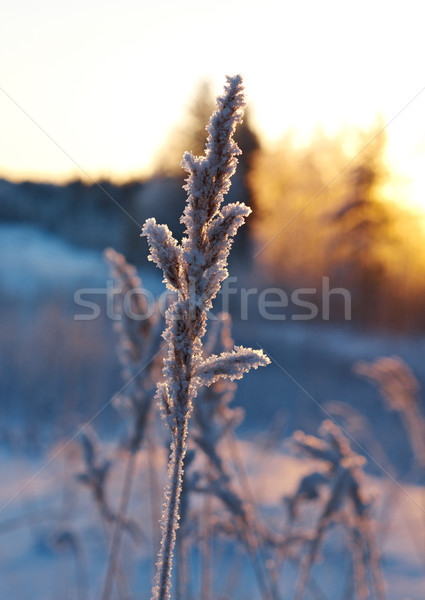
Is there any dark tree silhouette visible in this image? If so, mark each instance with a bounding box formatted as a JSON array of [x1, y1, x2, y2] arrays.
[[327, 135, 394, 325]]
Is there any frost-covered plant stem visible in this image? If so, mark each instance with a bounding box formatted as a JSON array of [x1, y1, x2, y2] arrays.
[[101, 451, 137, 600], [200, 494, 212, 600], [146, 425, 162, 562], [228, 434, 280, 600], [143, 75, 269, 600], [290, 421, 385, 600], [99, 249, 163, 599], [157, 425, 187, 598]]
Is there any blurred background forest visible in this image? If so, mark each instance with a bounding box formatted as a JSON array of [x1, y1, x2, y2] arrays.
[[2, 78, 425, 328], [2, 77, 425, 599], [2, 77, 425, 447], [2, 1, 425, 597]]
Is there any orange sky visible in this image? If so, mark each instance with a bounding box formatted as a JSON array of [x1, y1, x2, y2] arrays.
[[1, 0, 425, 211]]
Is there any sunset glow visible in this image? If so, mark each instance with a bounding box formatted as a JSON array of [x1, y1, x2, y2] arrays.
[[1, 0, 425, 212], [3, 7, 425, 596]]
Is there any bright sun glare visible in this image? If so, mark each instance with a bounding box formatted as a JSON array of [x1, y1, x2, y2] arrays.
[[1, 0, 425, 213]]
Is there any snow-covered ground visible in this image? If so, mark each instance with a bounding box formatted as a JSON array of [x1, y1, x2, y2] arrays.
[[0, 441, 424, 599], [2, 223, 425, 598], [0, 224, 108, 297], [0, 224, 163, 298]]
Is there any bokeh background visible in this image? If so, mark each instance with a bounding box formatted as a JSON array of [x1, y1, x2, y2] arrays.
[[2, 0, 425, 440], [1, 1, 425, 598]]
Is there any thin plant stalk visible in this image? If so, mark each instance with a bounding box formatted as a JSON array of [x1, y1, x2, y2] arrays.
[[99, 515, 129, 600], [143, 75, 270, 600], [146, 421, 161, 569], [200, 494, 212, 600], [227, 432, 281, 600], [101, 450, 137, 600], [175, 531, 188, 600], [156, 428, 188, 599]]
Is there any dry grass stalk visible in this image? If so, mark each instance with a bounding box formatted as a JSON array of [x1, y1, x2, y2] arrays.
[[142, 74, 270, 600]]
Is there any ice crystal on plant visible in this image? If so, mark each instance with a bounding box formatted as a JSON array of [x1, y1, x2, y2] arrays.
[[104, 247, 163, 453], [142, 74, 270, 600], [289, 421, 385, 600]]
